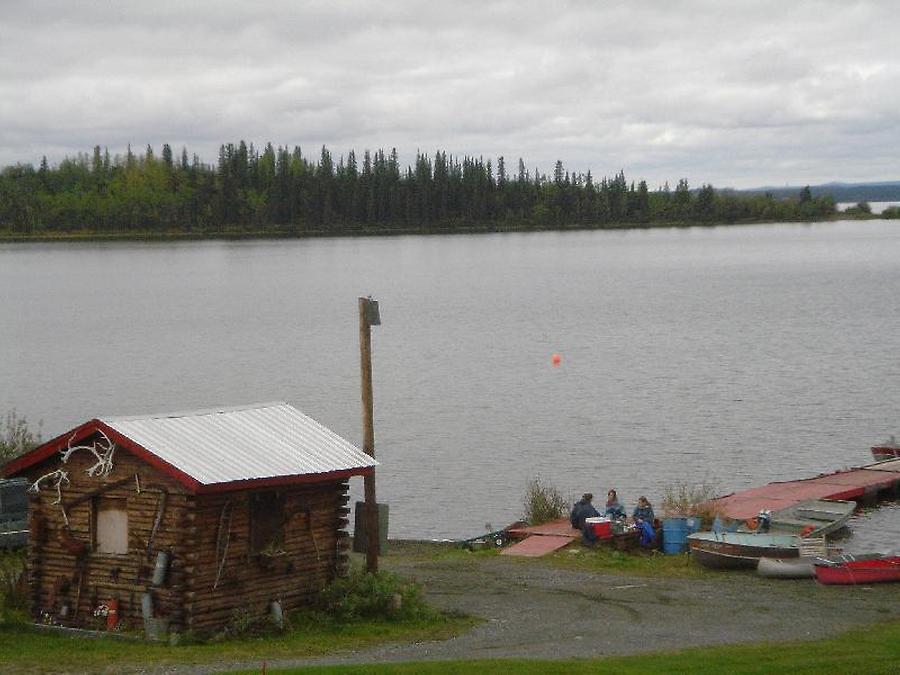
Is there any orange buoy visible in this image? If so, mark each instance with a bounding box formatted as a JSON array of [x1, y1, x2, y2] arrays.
[[551, 353, 562, 367]]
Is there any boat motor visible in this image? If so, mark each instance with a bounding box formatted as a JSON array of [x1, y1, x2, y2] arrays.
[[756, 510, 771, 533]]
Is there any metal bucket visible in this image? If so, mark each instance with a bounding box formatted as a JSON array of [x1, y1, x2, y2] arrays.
[[152, 551, 169, 586]]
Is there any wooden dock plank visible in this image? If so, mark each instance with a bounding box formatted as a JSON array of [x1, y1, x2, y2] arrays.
[[501, 535, 574, 557], [812, 469, 896, 487], [507, 518, 578, 539], [868, 458, 900, 473], [713, 463, 900, 520]]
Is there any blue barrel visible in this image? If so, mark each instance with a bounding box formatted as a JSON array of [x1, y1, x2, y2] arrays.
[[662, 517, 689, 554]]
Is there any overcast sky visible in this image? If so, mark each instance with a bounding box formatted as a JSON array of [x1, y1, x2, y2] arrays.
[[1, 1, 897, 189]]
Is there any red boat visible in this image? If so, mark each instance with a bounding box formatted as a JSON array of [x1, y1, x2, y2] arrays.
[[871, 435, 900, 462], [814, 556, 900, 585]]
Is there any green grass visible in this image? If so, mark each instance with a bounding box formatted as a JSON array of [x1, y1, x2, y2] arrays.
[[537, 545, 719, 578], [0, 613, 476, 673], [386, 538, 717, 578], [0, 551, 26, 625], [244, 619, 900, 674], [407, 540, 717, 579], [0, 550, 475, 674]]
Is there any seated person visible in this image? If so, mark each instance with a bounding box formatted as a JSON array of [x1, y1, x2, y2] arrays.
[[632, 496, 655, 524], [570, 492, 600, 530], [636, 519, 657, 548], [604, 489, 625, 519]]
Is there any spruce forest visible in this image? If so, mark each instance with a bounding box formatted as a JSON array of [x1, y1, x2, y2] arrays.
[[0, 142, 838, 236]]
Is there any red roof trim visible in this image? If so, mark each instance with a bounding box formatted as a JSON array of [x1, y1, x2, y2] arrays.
[[2, 418, 373, 495], [2, 419, 98, 478], [1, 419, 203, 493]]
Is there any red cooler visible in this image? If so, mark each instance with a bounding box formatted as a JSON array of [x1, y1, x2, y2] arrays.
[[585, 517, 612, 539]]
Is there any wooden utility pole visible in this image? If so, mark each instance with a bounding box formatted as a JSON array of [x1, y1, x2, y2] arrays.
[[358, 296, 380, 573]]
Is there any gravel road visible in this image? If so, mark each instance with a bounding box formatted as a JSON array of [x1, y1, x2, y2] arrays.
[[184, 545, 900, 672]]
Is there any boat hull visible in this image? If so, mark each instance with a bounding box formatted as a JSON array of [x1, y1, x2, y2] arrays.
[[769, 499, 856, 538], [688, 532, 800, 570], [872, 445, 900, 462], [757, 556, 816, 579], [814, 557, 900, 585]]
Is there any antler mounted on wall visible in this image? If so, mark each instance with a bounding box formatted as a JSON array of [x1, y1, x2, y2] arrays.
[[60, 429, 116, 478], [28, 469, 70, 505]]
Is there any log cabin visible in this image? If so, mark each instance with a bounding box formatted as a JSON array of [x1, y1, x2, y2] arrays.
[[1, 402, 376, 636]]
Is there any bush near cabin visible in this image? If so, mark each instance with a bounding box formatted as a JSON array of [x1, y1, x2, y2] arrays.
[[0, 410, 41, 462]]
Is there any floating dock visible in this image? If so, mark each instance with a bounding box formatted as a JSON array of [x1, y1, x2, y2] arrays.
[[499, 459, 900, 557], [712, 458, 900, 520], [501, 519, 579, 557]]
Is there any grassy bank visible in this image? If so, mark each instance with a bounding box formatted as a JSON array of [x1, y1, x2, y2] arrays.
[[0, 610, 475, 673], [387, 539, 716, 579], [249, 619, 900, 674], [0, 550, 475, 673], [536, 544, 717, 578]]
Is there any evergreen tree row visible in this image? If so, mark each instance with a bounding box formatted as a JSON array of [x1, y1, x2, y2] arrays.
[[0, 142, 837, 235]]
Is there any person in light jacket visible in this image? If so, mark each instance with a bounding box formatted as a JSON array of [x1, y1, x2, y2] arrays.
[[605, 489, 625, 519]]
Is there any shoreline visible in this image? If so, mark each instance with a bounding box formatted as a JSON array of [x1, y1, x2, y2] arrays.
[[0, 214, 888, 244]]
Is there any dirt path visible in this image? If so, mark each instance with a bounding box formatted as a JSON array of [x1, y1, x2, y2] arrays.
[[183, 548, 900, 672]]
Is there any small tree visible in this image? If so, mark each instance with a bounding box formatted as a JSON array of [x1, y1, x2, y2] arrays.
[[522, 476, 568, 526], [0, 410, 42, 462], [661, 480, 723, 528]]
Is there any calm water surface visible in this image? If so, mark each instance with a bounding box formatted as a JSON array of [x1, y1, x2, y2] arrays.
[[1, 221, 899, 544]]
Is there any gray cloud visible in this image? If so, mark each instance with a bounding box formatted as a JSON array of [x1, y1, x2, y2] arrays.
[[0, 1, 897, 188]]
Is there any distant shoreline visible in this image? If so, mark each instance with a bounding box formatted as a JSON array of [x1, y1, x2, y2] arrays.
[[0, 213, 889, 244]]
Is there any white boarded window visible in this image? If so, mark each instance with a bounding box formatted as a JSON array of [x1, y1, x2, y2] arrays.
[[94, 498, 128, 554]]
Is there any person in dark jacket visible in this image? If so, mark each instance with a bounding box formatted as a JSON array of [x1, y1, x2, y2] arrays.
[[570, 493, 600, 530], [632, 496, 655, 524], [570, 493, 603, 546]]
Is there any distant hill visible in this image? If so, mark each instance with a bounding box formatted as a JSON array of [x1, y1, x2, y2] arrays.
[[734, 180, 900, 202]]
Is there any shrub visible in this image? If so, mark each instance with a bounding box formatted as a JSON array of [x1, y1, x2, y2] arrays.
[[317, 568, 433, 622], [215, 604, 283, 640], [1, 552, 27, 623], [660, 480, 723, 528], [1, 410, 42, 462], [522, 476, 568, 525]]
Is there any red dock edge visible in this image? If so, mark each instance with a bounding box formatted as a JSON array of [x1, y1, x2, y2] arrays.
[[712, 458, 900, 521]]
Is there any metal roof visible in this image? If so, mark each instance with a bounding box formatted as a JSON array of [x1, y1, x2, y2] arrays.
[[99, 402, 377, 487]]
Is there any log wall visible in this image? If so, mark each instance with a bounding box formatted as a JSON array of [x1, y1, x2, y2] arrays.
[[22, 435, 351, 635], [182, 480, 350, 633], [23, 439, 188, 632]]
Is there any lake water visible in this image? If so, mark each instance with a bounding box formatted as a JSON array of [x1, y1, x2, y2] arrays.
[[2, 221, 899, 545]]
